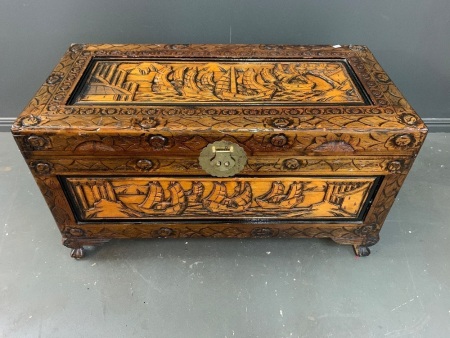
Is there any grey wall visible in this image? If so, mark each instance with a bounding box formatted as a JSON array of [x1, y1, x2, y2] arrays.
[[1, 0, 449, 130]]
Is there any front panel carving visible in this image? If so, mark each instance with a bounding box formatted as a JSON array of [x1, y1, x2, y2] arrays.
[[71, 60, 366, 105], [64, 176, 379, 221]]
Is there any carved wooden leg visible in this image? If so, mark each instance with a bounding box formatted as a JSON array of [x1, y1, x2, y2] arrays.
[[331, 227, 379, 257], [353, 245, 371, 257], [351, 224, 380, 257], [63, 237, 110, 259], [63, 238, 85, 259]]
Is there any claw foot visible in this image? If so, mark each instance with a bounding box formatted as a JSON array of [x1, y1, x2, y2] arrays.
[[353, 245, 371, 257], [63, 237, 110, 259], [70, 247, 85, 259]]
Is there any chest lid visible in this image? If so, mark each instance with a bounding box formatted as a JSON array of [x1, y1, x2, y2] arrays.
[[12, 44, 427, 156]]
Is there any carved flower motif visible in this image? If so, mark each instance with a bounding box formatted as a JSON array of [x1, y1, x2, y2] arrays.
[[148, 135, 169, 149], [69, 44, 84, 53], [100, 108, 117, 115], [69, 228, 85, 237], [375, 72, 390, 83], [399, 113, 418, 126], [353, 223, 377, 237], [33, 161, 52, 174], [313, 134, 356, 153], [21, 115, 40, 127], [136, 159, 154, 171], [27, 135, 48, 150], [251, 228, 275, 238], [268, 117, 294, 129], [270, 134, 289, 147], [283, 158, 303, 170], [63, 227, 91, 238], [138, 117, 159, 129], [120, 108, 136, 115], [391, 134, 415, 149], [156, 227, 175, 237], [46, 73, 62, 85], [387, 160, 404, 173]]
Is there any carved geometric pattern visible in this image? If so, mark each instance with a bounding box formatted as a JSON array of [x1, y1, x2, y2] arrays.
[[365, 174, 407, 229], [33, 176, 75, 228]]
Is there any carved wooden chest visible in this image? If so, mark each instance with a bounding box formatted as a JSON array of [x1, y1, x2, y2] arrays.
[[12, 44, 427, 258]]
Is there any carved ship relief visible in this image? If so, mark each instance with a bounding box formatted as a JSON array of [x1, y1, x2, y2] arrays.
[[67, 177, 377, 221], [256, 181, 306, 209], [138, 181, 187, 215], [75, 60, 365, 104], [203, 182, 252, 212], [214, 66, 276, 101]]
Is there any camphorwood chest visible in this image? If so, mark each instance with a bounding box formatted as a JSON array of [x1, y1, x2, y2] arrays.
[[11, 44, 427, 258]]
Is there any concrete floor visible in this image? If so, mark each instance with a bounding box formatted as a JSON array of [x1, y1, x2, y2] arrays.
[[0, 132, 449, 337]]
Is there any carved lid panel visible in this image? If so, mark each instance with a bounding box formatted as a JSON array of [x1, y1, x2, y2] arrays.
[[70, 59, 368, 106], [11, 44, 427, 156]]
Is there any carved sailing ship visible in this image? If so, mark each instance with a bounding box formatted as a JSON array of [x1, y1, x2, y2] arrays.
[[273, 64, 321, 93], [185, 182, 205, 203], [198, 70, 215, 92], [138, 181, 187, 215], [203, 182, 252, 212], [180, 67, 207, 96], [152, 65, 179, 94], [214, 66, 276, 100], [256, 181, 306, 209]]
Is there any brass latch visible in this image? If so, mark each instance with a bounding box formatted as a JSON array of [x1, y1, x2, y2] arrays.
[[199, 141, 247, 177]]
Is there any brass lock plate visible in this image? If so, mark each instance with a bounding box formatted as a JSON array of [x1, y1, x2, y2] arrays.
[[199, 141, 247, 177]]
